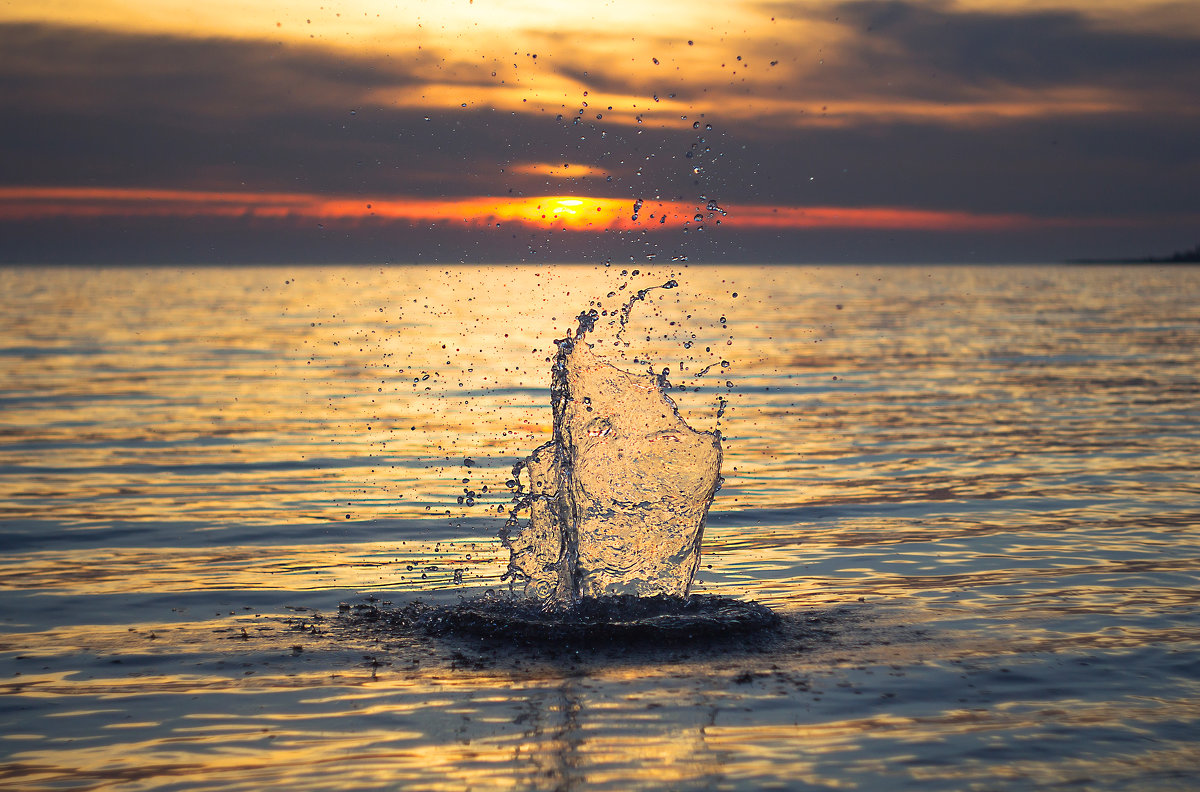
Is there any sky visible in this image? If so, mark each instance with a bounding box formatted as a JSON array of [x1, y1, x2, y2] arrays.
[[1, 0, 1198, 263]]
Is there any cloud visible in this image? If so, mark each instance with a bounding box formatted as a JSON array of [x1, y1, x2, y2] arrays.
[[1, 7, 1198, 264], [832, 1, 1200, 95], [737, 0, 1200, 125], [0, 23, 429, 117], [0, 24, 613, 197], [3, 17, 1197, 215]]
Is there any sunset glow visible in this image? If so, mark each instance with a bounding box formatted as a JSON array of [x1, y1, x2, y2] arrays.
[[0, 187, 669, 230], [0, 186, 1124, 234]]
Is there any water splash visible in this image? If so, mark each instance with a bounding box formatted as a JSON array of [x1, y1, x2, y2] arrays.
[[503, 301, 723, 602]]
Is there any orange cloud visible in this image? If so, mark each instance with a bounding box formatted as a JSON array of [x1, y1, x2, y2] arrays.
[[508, 162, 612, 179], [0, 185, 1118, 233], [0, 186, 689, 230], [720, 204, 1075, 232]]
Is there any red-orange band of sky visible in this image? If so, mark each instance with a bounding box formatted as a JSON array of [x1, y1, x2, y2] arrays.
[[0, 186, 1103, 232]]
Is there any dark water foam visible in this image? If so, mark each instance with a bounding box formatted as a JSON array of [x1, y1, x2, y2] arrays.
[[344, 594, 779, 645]]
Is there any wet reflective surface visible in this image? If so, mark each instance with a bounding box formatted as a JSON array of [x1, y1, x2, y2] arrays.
[[2, 264, 1198, 790]]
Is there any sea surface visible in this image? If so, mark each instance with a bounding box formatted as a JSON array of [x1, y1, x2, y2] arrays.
[[1, 264, 1198, 791]]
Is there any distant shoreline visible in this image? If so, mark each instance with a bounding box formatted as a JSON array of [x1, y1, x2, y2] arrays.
[[1067, 244, 1199, 264]]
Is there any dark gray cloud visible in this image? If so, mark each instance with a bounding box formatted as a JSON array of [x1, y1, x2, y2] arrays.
[[0, 23, 473, 192], [751, 0, 1200, 109], [0, 22, 426, 115], [6, 210, 1185, 265], [722, 114, 1200, 217], [836, 0, 1200, 89]]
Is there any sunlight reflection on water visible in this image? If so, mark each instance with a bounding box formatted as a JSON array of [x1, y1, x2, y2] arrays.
[[1, 264, 1198, 790]]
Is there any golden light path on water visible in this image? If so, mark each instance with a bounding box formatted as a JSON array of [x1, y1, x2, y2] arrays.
[[1, 264, 1198, 790]]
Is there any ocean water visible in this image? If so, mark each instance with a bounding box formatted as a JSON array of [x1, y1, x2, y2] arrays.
[[1, 263, 1198, 791]]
